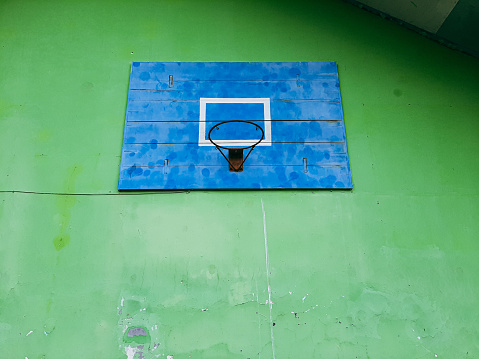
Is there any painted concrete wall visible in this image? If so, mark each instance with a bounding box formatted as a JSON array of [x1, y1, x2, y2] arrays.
[[1, 0, 478, 358]]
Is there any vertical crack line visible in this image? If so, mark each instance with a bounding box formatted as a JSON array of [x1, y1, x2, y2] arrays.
[[261, 199, 276, 359]]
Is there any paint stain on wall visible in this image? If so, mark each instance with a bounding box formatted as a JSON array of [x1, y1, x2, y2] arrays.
[[118, 293, 162, 358], [393, 88, 403, 97], [53, 165, 83, 251], [36, 129, 53, 143]]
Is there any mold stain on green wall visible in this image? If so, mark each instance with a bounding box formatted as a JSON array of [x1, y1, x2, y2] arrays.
[[53, 165, 83, 251]]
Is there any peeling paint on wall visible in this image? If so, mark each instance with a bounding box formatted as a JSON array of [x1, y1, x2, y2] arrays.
[[118, 293, 162, 358]]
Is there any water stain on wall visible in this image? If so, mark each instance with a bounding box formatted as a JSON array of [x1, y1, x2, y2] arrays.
[[53, 165, 83, 251], [393, 88, 403, 97]]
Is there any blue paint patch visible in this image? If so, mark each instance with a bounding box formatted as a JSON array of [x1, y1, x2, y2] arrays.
[[183, 82, 194, 93], [139, 72, 150, 81], [289, 68, 301, 77], [274, 166, 287, 183], [127, 165, 144, 178], [201, 168, 210, 177], [156, 82, 168, 90], [134, 167, 143, 176], [176, 106, 184, 116], [152, 63, 165, 73], [127, 165, 137, 177], [289, 171, 300, 181], [229, 173, 240, 184], [319, 175, 336, 187]]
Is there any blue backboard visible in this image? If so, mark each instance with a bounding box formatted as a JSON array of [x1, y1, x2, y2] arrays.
[[118, 62, 352, 190]]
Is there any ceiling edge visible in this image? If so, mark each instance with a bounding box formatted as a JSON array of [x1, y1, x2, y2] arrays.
[[343, 0, 478, 59]]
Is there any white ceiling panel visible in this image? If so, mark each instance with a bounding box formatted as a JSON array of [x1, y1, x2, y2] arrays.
[[359, 0, 459, 33]]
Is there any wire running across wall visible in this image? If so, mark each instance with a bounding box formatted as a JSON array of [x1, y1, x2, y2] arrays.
[[0, 190, 189, 196]]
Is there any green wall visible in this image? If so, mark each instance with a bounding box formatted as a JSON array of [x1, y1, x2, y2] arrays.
[[1, 0, 479, 358]]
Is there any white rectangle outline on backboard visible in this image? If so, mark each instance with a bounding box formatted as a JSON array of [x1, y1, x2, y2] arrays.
[[198, 98, 272, 146]]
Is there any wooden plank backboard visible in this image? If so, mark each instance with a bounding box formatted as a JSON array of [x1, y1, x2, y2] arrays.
[[118, 62, 352, 190]]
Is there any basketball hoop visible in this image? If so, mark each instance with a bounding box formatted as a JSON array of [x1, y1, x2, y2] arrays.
[[208, 120, 264, 172]]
